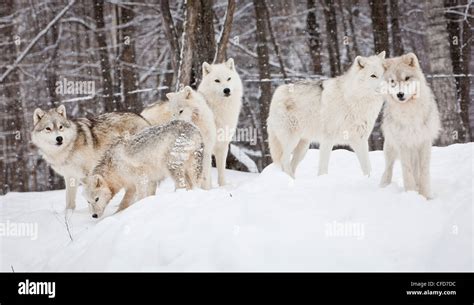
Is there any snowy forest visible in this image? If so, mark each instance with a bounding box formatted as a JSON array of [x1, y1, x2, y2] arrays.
[[0, 0, 472, 194]]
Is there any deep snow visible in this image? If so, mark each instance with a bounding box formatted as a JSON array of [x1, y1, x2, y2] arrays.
[[0, 144, 472, 271]]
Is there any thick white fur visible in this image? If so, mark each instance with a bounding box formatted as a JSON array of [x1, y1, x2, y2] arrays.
[[380, 53, 441, 199], [198, 58, 243, 186], [267, 52, 386, 177]]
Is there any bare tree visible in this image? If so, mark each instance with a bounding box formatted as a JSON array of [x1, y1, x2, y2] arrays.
[[253, 0, 272, 168], [444, 0, 471, 141], [215, 0, 236, 63], [307, 0, 322, 74], [323, 0, 341, 76], [93, 0, 114, 110], [425, 0, 465, 145], [160, 0, 181, 84], [369, 0, 390, 57], [389, 0, 404, 56]]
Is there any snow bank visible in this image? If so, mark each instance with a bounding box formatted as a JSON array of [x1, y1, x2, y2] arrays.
[[1, 144, 472, 271]]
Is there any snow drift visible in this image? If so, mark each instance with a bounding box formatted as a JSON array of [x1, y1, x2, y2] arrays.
[[0, 144, 472, 271]]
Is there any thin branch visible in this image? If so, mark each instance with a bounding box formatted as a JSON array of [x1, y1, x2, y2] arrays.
[[0, 0, 76, 83], [214, 0, 236, 63]]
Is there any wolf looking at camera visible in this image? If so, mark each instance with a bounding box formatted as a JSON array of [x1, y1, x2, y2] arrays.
[[31, 105, 150, 210]]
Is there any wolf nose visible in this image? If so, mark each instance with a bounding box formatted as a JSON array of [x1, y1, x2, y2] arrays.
[[223, 88, 231, 95], [56, 136, 63, 143], [92, 214, 98, 218], [396, 92, 405, 100]]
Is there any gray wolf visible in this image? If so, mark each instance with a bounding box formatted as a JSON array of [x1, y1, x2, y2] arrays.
[[31, 105, 150, 209], [82, 120, 204, 218]]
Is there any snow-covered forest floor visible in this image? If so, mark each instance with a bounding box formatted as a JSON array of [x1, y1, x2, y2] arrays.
[[1, 144, 472, 271]]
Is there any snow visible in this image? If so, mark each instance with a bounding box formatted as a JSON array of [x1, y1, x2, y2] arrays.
[[0, 144, 472, 271]]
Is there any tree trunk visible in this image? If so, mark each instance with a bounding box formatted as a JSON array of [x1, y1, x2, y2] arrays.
[[389, 0, 404, 56], [307, 0, 322, 74], [444, 0, 471, 141], [160, 0, 181, 85], [323, 0, 341, 76], [369, 0, 390, 57], [120, 4, 140, 112], [177, 0, 199, 89], [215, 0, 236, 63], [425, 0, 465, 145], [93, 0, 115, 111], [253, 0, 272, 169]]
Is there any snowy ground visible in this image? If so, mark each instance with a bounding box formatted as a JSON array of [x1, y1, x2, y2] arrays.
[[0, 144, 472, 271]]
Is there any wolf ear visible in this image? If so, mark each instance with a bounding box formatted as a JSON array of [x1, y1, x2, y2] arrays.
[[355, 56, 365, 69], [226, 58, 235, 70], [377, 51, 386, 59], [184, 86, 193, 99], [94, 174, 104, 188], [166, 92, 175, 100], [403, 52, 419, 67], [56, 105, 67, 119], [33, 108, 45, 125], [202, 62, 212, 76]]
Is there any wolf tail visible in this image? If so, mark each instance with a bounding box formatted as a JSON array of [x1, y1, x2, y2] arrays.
[[268, 128, 283, 166]]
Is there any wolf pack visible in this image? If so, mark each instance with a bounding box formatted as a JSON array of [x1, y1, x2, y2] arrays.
[[31, 52, 440, 218]]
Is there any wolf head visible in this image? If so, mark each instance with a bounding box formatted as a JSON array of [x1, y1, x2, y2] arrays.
[[31, 105, 76, 153], [82, 174, 113, 218], [198, 58, 243, 99], [383, 53, 423, 104], [349, 51, 386, 93], [166, 86, 206, 121]]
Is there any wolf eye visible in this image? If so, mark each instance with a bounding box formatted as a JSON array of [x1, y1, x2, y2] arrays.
[[179, 109, 184, 114], [227, 77, 231, 81], [59, 125, 63, 131], [370, 74, 377, 78], [215, 79, 220, 83], [405, 76, 410, 81], [45, 127, 51, 132], [95, 197, 99, 202]]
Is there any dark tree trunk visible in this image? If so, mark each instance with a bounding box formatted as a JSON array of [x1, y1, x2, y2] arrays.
[[93, 0, 115, 111], [389, 0, 404, 56], [444, 0, 471, 141], [307, 0, 322, 74], [253, 0, 272, 169], [120, 4, 140, 112], [369, 0, 390, 57], [323, 0, 341, 76], [160, 0, 181, 85], [215, 0, 236, 63]]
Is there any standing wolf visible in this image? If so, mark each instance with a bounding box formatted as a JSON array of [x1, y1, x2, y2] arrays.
[[267, 52, 386, 178], [83, 120, 204, 218], [198, 58, 243, 186], [141, 87, 216, 190], [31, 105, 150, 210], [380, 53, 440, 199]]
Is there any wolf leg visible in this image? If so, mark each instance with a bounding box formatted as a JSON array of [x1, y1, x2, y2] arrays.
[[146, 181, 157, 196], [214, 142, 229, 186], [351, 139, 371, 176], [280, 136, 300, 178], [417, 141, 432, 199], [318, 140, 334, 175], [116, 186, 137, 213], [380, 141, 397, 187], [400, 149, 417, 192], [169, 165, 188, 190], [65, 176, 77, 210], [290, 139, 310, 177], [201, 150, 212, 190]]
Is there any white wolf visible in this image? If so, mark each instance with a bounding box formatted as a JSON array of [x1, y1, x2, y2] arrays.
[[31, 105, 150, 209], [83, 120, 204, 218], [267, 52, 386, 177], [141, 86, 217, 190], [380, 53, 441, 199], [198, 58, 243, 186]]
